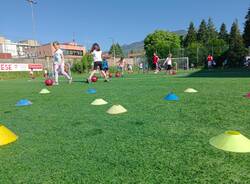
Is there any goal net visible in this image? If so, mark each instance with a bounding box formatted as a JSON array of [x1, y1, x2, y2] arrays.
[[158, 57, 189, 70]]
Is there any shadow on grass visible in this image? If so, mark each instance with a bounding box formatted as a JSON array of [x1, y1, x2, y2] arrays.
[[186, 68, 250, 78], [73, 80, 84, 83]]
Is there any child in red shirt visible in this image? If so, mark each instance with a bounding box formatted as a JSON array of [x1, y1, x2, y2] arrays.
[[207, 54, 213, 68], [153, 53, 160, 73]]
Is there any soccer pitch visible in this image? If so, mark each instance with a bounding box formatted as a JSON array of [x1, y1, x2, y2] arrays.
[[0, 70, 250, 183]]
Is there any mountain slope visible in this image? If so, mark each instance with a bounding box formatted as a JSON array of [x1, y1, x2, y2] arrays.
[[121, 30, 187, 55]]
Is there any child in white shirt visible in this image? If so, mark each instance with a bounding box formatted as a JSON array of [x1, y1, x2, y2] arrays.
[[87, 43, 109, 83], [52, 41, 72, 85], [163, 54, 173, 75]]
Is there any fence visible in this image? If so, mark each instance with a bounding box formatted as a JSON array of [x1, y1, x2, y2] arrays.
[[146, 45, 229, 68], [0, 57, 138, 73]]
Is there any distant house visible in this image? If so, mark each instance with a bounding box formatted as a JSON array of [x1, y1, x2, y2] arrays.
[[27, 42, 86, 59], [0, 37, 40, 58], [128, 51, 145, 58]]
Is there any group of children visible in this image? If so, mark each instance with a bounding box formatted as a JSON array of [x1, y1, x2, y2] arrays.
[[153, 53, 174, 74], [47, 42, 109, 85], [49, 42, 178, 85], [51, 42, 130, 85], [207, 54, 216, 68]]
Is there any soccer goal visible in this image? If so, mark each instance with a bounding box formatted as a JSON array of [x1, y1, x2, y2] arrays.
[[158, 57, 189, 71]]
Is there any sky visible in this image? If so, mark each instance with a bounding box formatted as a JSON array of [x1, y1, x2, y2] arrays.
[[0, 0, 249, 50]]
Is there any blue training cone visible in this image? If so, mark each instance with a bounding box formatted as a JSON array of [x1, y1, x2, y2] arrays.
[[164, 93, 179, 101], [16, 99, 32, 107], [87, 89, 97, 94]]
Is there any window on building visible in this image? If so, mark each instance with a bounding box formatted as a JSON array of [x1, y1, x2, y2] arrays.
[[62, 49, 83, 56]]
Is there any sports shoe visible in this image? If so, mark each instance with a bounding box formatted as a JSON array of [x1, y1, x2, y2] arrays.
[[69, 77, 73, 84], [86, 79, 91, 84], [104, 79, 109, 82], [54, 82, 59, 86]]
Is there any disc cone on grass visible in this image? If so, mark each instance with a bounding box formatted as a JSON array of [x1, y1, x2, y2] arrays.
[[164, 93, 179, 101], [87, 89, 96, 94], [209, 131, 250, 153], [39, 88, 50, 94], [184, 88, 198, 93], [91, 99, 108, 106], [107, 105, 127, 115], [16, 99, 32, 107], [0, 125, 18, 146]]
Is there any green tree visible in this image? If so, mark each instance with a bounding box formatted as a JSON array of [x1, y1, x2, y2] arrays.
[[144, 30, 181, 67], [116, 43, 124, 57], [129, 50, 134, 54], [180, 35, 185, 48], [71, 54, 93, 73], [228, 20, 247, 67], [186, 42, 207, 67], [109, 43, 124, 58], [243, 7, 250, 47], [184, 22, 197, 47], [83, 54, 93, 71], [208, 38, 229, 66], [197, 19, 208, 44], [219, 23, 229, 43], [207, 18, 218, 40]]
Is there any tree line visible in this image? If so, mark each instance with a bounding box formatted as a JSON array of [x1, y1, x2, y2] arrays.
[[144, 7, 250, 68]]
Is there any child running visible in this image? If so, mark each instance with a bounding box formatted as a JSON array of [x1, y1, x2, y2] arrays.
[[139, 62, 144, 73], [117, 57, 126, 76], [44, 68, 48, 78], [153, 53, 160, 73], [29, 68, 34, 80], [207, 54, 213, 69], [87, 43, 109, 83], [163, 53, 173, 75], [102, 56, 109, 75], [127, 64, 133, 74], [53, 41, 72, 85]]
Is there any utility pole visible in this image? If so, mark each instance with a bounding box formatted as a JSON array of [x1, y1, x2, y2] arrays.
[[73, 32, 76, 44], [109, 37, 116, 64], [196, 47, 199, 66], [26, 0, 37, 60], [113, 39, 116, 64]]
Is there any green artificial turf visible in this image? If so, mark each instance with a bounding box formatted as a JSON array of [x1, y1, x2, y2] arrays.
[[1, 69, 250, 183]]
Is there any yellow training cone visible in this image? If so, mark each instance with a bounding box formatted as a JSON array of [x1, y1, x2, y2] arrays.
[[107, 105, 127, 115], [184, 88, 198, 93], [209, 131, 250, 153], [91, 99, 108, 106], [0, 125, 18, 146], [39, 88, 50, 94]]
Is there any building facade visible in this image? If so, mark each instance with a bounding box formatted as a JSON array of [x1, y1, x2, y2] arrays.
[[0, 38, 18, 57], [19, 40, 39, 47], [0, 37, 40, 58], [0, 36, 86, 59], [27, 42, 86, 59]]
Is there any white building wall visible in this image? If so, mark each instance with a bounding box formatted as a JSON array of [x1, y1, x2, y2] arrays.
[[0, 37, 38, 58], [0, 43, 18, 57], [4, 44, 18, 57], [0, 44, 4, 53]]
